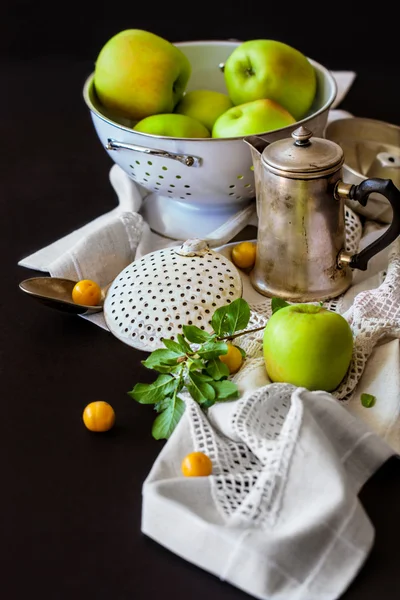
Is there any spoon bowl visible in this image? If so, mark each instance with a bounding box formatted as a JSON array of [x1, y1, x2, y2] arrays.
[[19, 277, 105, 315]]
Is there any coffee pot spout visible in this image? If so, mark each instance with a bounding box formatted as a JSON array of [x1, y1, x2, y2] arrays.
[[244, 135, 270, 186], [243, 135, 270, 156]]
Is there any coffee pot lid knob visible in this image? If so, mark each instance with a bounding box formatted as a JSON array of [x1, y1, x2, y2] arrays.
[[291, 126, 313, 145]]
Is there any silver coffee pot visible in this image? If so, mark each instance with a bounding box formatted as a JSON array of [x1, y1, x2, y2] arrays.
[[244, 126, 400, 302]]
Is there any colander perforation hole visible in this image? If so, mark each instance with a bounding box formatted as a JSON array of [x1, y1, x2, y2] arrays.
[[176, 175, 181, 179]]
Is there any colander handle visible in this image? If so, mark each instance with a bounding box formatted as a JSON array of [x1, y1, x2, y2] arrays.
[[106, 139, 202, 167]]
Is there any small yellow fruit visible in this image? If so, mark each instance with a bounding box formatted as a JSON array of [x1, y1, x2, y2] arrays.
[[181, 452, 213, 477], [72, 279, 102, 306], [231, 241, 257, 270], [83, 401, 115, 432], [219, 343, 243, 374]]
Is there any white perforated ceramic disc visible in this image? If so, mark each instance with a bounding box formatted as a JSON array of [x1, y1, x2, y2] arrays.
[[104, 240, 243, 352]]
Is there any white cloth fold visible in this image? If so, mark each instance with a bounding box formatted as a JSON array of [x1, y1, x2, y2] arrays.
[[142, 385, 395, 600]]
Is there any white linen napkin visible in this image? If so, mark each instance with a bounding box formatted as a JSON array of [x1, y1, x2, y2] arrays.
[[142, 385, 395, 600]]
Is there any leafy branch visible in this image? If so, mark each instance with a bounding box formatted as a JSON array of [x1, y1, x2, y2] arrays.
[[128, 296, 292, 440]]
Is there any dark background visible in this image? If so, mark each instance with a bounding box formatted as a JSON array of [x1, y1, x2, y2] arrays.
[[2, 3, 400, 600], [3, 2, 399, 124]]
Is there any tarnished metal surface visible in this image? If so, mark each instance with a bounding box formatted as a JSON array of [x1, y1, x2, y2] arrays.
[[250, 169, 352, 301], [246, 128, 353, 302]]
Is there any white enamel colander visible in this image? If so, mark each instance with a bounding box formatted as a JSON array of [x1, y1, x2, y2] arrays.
[[83, 40, 337, 239]]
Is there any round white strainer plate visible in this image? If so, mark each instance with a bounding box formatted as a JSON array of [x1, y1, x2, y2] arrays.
[[104, 239, 243, 352]]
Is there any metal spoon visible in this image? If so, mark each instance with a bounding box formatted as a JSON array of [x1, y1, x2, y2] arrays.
[[18, 277, 106, 315]]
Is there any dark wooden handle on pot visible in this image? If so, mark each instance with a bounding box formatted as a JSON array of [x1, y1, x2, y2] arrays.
[[340, 178, 400, 271]]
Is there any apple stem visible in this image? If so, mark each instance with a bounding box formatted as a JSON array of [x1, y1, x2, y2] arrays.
[[218, 325, 265, 341]]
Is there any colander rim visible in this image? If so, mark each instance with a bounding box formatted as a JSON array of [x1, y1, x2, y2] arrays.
[[82, 40, 337, 143]]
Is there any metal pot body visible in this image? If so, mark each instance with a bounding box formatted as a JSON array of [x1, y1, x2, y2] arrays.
[[251, 167, 352, 302]]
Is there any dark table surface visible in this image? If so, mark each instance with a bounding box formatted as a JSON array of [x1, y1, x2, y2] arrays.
[[2, 54, 400, 600]]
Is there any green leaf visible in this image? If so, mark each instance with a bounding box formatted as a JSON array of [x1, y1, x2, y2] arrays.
[[188, 358, 205, 371], [361, 393, 376, 408], [212, 298, 250, 336], [271, 297, 290, 314], [162, 338, 186, 355], [152, 397, 185, 440], [154, 396, 173, 413], [201, 398, 217, 410], [177, 334, 192, 354], [187, 372, 216, 405], [182, 325, 212, 344], [237, 346, 247, 359], [142, 349, 182, 373], [211, 380, 239, 401], [196, 341, 228, 360], [128, 374, 177, 404], [206, 358, 230, 380]]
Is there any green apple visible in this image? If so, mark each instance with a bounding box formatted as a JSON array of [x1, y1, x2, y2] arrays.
[[263, 304, 353, 392], [224, 39, 317, 121], [212, 98, 295, 138], [133, 113, 210, 138], [174, 89, 234, 132], [94, 29, 191, 121]]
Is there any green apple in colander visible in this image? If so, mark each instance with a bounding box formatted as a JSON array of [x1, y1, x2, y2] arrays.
[[224, 39, 317, 121], [212, 98, 295, 138], [175, 89, 234, 132], [94, 29, 191, 121], [133, 113, 210, 138]]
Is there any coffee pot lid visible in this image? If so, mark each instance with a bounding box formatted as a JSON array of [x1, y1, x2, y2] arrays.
[[262, 126, 344, 178]]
